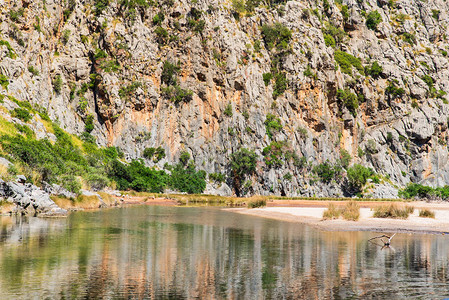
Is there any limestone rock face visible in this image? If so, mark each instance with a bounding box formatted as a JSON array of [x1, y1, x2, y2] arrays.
[[1, 0, 449, 197], [0, 180, 67, 216]]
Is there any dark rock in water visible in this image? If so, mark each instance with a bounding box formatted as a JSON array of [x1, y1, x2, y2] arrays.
[[0, 180, 67, 217]]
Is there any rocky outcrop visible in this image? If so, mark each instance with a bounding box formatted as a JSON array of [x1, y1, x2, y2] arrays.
[[1, 0, 449, 197], [0, 177, 67, 216]]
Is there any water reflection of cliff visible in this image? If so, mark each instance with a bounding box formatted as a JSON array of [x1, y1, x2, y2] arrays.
[[0, 207, 448, 299]]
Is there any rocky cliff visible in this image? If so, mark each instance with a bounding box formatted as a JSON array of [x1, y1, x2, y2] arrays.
[[1, 0, 449, 197]]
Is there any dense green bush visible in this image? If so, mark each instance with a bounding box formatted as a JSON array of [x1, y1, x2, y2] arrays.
[[366, 10, 382, 30], [0, 128, 85, 183], [385, 80, 405, 99], [60, 175, 81, 194], [61, 30, 71, 44], [187, 8, 205, 34], [153, 146, 165, 162], [0, 74, 9, 90], [264, 113, 282, 139], [365, 61, 383, 78], [323, 34, 335, 48], [161, 85, 193, 104], [230, 148, 258, 181], [100, 60, 120, 73], [272, 72, 287, 99], [262, 141, 285, 167], [398, 183, 440, 199], [179, 151, 190, 166], [161, 60, 180, 86], [209, 172, 226, 183], [262, 73, 272, 86], [152, 11, 165, 25], [155, 26, 169, 44], [15, 124, 34, 138], [322, 22, 346, 48], [94, 0, 110, 16], [346, 164, 374, 192], [11, 108, 32, 122], [339, 149, 352, 169], [86, 173, 109, 190], [168, 161, 206, 194], [84, 115, 94, 133], [52, 75, 63, 94], [232, 0, 246, 17], [336, 88, 358, 116], [28, 66, 39, 76], [261, 23, 292, 50], [313, 161, 341, 183], [108, 159, 168, 192], [143, 147, 156, 159], [334, 51, 364, 75]]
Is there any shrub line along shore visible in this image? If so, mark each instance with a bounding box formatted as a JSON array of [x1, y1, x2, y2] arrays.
[[41, 193, 449, 234]]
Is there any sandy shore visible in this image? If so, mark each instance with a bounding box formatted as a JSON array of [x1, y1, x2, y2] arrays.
[[228, 201, 449, 234]]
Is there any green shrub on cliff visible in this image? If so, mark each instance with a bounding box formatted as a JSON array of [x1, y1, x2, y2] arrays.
[[261, 22, 292, 50], [94, 0, 110, 16], [0, 74, 9, 90], [11, 108, 32, 122], [262, 141, 285, 167], [336, 88, 358, 116], [264, 113, 282, 139], [231, 148, 258, 180], [334, 51, 364, 76], [161, 60, 180, 85], [346, 164, 374, 192], [313, 161, 341, 183], [365, 61, 383, 78], [52, 75, 63, 94], [366, 10, 382, 31]]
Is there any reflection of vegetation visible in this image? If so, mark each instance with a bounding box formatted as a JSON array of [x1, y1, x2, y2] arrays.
[[0, 206, 447, 298]]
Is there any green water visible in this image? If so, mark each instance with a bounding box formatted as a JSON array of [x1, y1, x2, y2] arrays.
[[0, 206, 448, 299]]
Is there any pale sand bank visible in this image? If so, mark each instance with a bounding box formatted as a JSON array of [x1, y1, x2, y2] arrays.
[[228, 201, 449, 234]]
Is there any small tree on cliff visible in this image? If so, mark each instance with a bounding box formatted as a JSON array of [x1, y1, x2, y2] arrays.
[[230, 148, 258, 196], [346, 164, 374, 193]]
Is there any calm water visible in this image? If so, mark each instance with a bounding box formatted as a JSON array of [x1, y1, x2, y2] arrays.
[[0, 206, 448, 299]]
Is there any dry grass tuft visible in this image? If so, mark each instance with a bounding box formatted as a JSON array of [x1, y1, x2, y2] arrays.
[[51, 196, 76, 209], [74, 195, 102, 209], [97, 192, 115, 205], [247, 197, 266, 208], [323, 201, 360, 221], [341, 201, 360, 221], [418, 208, 435, 218], [373, 203, 414, 219], [322, 203, 341, 220]]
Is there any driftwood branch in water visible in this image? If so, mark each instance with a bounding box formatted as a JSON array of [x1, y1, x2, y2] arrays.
[[369, 233, 396, 247]]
